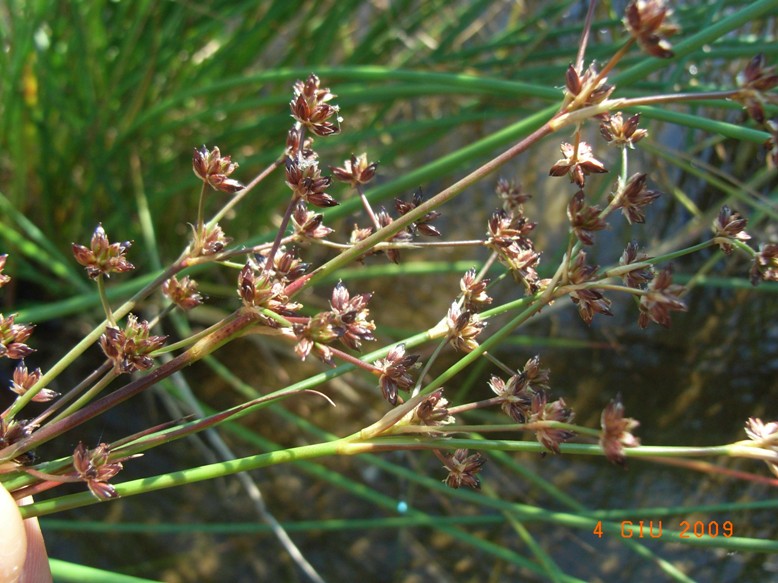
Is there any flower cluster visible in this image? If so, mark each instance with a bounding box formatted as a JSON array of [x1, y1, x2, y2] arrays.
[[0, 313, 34, 360], [485, 209, 541, 292], [162, 275, 204, 311], [330, 153, 378, 188], [192, 223, 231, 257], [567, 252, 613, 325], [238, 259, 301, 318], [637, 267, 687, 328], [0, 254, 9, 288], [9, 362, 58, 403], [72, 442, 136, 500], [567, 190, 607, 246], [285, 155, 338, 208], [100, 314, 167, 374], [290, 73, 341, 137], [744, 418, 778, 477], [712, 205, 750, 255], [373, 344, 420, 405], [735, 54, 778, 125], [192, 145, 243, 193], [610, 173, 661, 225], [600, 112, 647, 149], [72, 224, 134, 279], [600, 395, 641, 465], [291, 201, 334, 242], [564, 63, 615, 110], [619, 241, 654, 289], [443, 449, 486, 490], [445, 301, 486, 353], [293, 283, 376, 363], [624, 0, 678, 59], [750, 243, 778, 285], [549, 141, 607, 188]]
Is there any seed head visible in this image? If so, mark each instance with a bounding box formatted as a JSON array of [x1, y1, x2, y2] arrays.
[[291, 201, 334, 242], [285, 156, 338, 208], [735, 54, 778, 124], [460, 268, 492, 312], [744, 418, 778, 477], [162, 275, 204, 311], [624, 0, 679, 59], [192, 223, 231, 257], [446, 302, 486, 353], [290, 74, 341, 137], [750, 243, 778, 285], [72, 442, 138, 500], [373, 343, 420, 406], [72, 224, 134, 279], [600, 112, 647, 149], [568, 252, 613, 324], [564, 63, 615, 109], [410, 389, 454, 426], [100, 314, 167, 374], [329, 282, 376, 351], [567, 190, 607, 246], [712, 206, 750, 255], [192, 145, 243, 193], [549, 141, 608, 188], [619, 241, 654, 289], [238, 260, 301, 317], [496, 178, 532, 213], [529, 392, 575, 455], [638, 267, 687, 328], [0, 313, 35, 360], [610, 173, 661, 224], [394, 189, 442, 238], [600, 394, 641, 465], [331, 153, 378, 187], [443, 449, 486, 490], [10, 362, 59, 402]]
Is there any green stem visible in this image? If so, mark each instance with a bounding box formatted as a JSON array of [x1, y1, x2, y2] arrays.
[[49, 369, 119, 424]]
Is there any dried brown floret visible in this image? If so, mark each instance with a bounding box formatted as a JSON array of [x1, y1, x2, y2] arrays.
[[0, 255, 10, 288], [496, 178, 532, 213], [72, 442, 138, 500], [624, 0, 679, 59], [192, 145, 243, 193], [460, 268, 492, 312], [619, 241, 654, 289], [0, 313, 35, 360], [373, 343, 420, 406], [568, 252, 612, 324], [100, 314, 167, 374], [331, 153, 378, 187], [549, 141, 608, 188], [600, 112, 648, 148], [291, 201, 334, 242], [10, 362, 59, 402], [712, 206, 751, 255], [443, 449, 486, 490], [162, 275, 204, 311], [735, 54, 778, 124], [285, 156, 338, 208], [638, 267, 686, 328], [290, 74, 341, 137], [600, 394, 641, 465], [395, 190, 441, 237], [72, 224, 134, 279], [529, 392, 575, 454], [446, 302, 486, 353], [329, 282, 376, 351], [750, 243, 778, 285], [564, 63, 615, 109], [610, 173, 661, 224], [567, 190, 607, 246]]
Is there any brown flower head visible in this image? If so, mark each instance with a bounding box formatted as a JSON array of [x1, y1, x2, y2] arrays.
[[568, 252, 613, 324], [192, 223, 231, 257], [293, 312, 339, 364], [485, 210, 541, 292], [638, 267, 687, 328], [489, 356, 551, 423], [285, 127, 317, 160], [290, 74, 341, 137], [329, 282, 376, 351], [192, 145, 243, 193], [395, 189, 442, 238], [600, 112, 648, 148], [600, 394, 641, 465], [744, 417, 778, 477], [0, 313, 35, 360], [285, 156, 338, 208], [750, 243, 778, 285], [410, 389, 454, 426], [291, 201, 334, 242], [712, 205, 751, 255], [238, 260, 301, 317], [254, 249, 308, 284], [443, 449, 486, 490], [529, 392, 575, 454], [496, 178, 532, 213], [331, 153, 378, 187], [549, 141, 608, 188], [72, 224, 134, 279], [72, 442, 138, 500], [567, 190, 607, 246], [735, 54, 778, 124], [610, 173, 661, 224], [446, 302, 486, 353], [100, 314, 167, 374], [162, 275, 204, 311], [0, 417, 35, 455], [373, 343, 420, 405], [624, 0, 679, 59], [564, 63, 615, 109], [460, 268, 492, 312], [10, 362, 59, 403], [373, 208, 413, 264], [0, 255, 10, 288], [619, 241, 654, 288]]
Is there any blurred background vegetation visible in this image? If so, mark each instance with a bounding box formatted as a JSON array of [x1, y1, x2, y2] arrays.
[[1, 1, 778, 581]]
